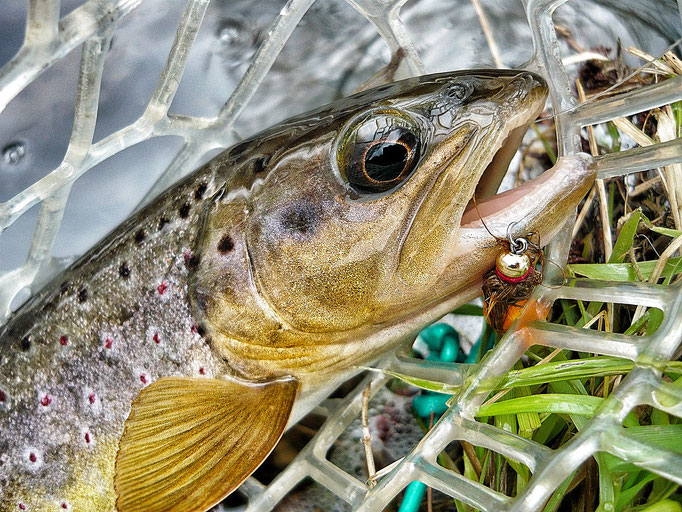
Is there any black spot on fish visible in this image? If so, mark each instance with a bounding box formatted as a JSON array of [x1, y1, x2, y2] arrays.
[[195, 183, 207, 201], [59, 281, 70, 295], [217, 234, 234, 253], [134, 229, 145, 245], [186, 254, 200, 269], [119, 306, 135, 324], [119, 263, 131, 279], [196, 324, 206, 337], [77, 288, 88, 303], [20, 335, 31, 352], [253, 156, 269, 174], [281, 203, 320, 236], [179, 202, 191, 219], [158, 217, 169, 230]]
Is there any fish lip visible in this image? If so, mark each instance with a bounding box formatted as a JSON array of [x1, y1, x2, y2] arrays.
[[454, 152, 595, 259]]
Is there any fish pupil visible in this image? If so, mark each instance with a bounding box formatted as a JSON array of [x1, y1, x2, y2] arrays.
[[365, 142, 408, 182]]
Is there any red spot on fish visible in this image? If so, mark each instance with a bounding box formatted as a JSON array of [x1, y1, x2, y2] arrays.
[[191, 324, 198, 334], [85, 432, 91, 444], [153, 332, 161, 344], [199, 367, 205, 375], [0, 390, 6, 402], [184, 251, 191, 263], [61, 503, 68, 509], [59, 335, 68, 346], [29, 452, 37, 463], [18, 504, 26, 510], [105, 338, 113, 349], [88, 393, 96, 404], [157, 282, 167, 295], [40, 395, 51, 407], [140, 374, 148, 384]]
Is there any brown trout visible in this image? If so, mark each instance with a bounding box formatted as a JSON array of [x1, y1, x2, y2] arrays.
[[0, 69, 594, 512]]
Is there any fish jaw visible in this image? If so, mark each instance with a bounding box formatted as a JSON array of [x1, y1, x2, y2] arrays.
[[289, 154, 596, 423], [444, 153, 596, 294]]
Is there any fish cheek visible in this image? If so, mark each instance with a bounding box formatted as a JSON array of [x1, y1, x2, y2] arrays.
[[246, 201, 384, 333], [396, 125, 477, 286]]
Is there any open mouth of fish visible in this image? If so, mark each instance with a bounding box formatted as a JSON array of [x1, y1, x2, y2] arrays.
[[459, 96, 550, 231]]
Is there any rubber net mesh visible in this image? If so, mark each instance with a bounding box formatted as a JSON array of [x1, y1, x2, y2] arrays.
[[1, 1, 682, 510]]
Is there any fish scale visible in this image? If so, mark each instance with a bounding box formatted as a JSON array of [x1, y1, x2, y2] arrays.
[[0, 165, 231, 509]]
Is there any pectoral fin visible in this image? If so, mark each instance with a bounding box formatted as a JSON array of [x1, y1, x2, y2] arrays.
[[114, 375, 299, 512]]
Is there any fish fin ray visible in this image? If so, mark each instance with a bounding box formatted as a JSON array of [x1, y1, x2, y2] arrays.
[[114, 375, 299, 512]]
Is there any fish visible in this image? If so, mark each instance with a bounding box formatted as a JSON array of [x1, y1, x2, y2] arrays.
[[0, 69, 595, 512]]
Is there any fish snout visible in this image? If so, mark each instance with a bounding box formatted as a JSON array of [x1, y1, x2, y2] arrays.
[[503, 71, 548, 112]]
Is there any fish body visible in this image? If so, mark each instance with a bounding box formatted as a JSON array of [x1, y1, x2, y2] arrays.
[[0, 70, 594, 511]]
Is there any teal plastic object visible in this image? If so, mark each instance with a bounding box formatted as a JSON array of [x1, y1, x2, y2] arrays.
[[412, 393, 450, 417], [419, 323, 462, 361], [401, 320, 495, 511], [401, 323, 464, 512], [398, 481, 427, 512]]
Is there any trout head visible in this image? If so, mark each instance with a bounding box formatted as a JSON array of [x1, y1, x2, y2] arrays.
[[191, 70, 595, 384]]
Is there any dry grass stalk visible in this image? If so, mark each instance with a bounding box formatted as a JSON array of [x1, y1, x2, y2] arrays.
[[470, 0, 503, 67], [631, 176, 662, 197], [573, 185, 597, 238], [654, 106, 682, 230], [626, 46, 675, 74], [576, 78, 613, 262]]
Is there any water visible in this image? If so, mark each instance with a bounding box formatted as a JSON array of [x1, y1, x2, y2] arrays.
[[1, 142, 26, 167]]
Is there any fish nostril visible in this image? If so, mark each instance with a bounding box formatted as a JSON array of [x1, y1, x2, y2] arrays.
[[443, 80, 474, 105], [519, 71, 547, 93]]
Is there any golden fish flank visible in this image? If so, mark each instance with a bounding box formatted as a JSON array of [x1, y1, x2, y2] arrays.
[[0, 70, 595, 511]]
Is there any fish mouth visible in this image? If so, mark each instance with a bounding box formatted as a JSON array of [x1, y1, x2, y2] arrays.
[[395, 71, 551, 287], [453, 75, 548, 232], [459, 113, 545, 229]]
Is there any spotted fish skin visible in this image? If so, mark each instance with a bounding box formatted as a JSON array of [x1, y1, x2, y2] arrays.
[[0, 161, 235, 509], [0, 70, 594, 511]]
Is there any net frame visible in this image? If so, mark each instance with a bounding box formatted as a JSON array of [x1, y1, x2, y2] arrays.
[[1, 0, 682, 510]]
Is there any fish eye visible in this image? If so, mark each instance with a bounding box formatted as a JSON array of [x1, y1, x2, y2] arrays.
[[337, 111, 422, 194]]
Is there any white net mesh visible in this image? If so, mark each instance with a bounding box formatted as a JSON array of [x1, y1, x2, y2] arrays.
[[1, 0, 682, 510]]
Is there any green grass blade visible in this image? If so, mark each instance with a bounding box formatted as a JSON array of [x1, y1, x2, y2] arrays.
[[569, 258, 682, 281]]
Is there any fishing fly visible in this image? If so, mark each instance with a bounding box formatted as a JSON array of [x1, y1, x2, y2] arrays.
[[481, 220, 543, 333]]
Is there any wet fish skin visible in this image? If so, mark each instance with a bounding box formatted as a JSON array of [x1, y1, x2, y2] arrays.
[[0, 70, 593, 511]]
